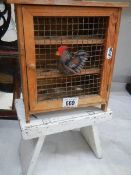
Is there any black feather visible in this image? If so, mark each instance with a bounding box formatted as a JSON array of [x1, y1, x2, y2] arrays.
[[59, 49, 89, 75]]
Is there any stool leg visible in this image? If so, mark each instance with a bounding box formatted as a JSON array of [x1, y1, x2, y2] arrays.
[[27, 136, 45, 175], [80, 125, 102, 159], [20, 136, 45, 175]]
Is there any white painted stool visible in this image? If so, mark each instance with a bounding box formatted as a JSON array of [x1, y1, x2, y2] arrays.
[[15, 99, 112, 175]]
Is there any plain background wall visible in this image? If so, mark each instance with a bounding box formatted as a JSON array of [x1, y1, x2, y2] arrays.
[[113, 0, 131, 83], [0, 1, 131, 83]]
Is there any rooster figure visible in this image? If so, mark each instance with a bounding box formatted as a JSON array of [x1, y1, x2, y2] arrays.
[[56, 46, 88, 75]]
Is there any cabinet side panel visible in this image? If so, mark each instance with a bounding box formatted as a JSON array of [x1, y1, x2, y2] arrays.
[[22, 7, 37, 111], [100, 8, 122, 110], [106, 9, 122, 103], [15, 5, 30, 122]]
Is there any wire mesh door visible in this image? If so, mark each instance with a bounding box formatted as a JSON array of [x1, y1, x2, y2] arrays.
[[34, 16, 108, 102], [22, 6, 118, 113]]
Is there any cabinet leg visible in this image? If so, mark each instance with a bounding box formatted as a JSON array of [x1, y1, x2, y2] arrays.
[[101, 104, 108, 112], [80, 125, 102, 159]]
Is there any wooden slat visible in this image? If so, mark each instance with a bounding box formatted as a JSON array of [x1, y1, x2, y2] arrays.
[[22, 6, 38, 114], [35, 37, 104, 45], [30, 94, 105, 114], [19, 6, 120, 18], [6, 0, 129, 8], [100, 9, 122, 111], [37, 68, 100, 79], [101, 9, 122, 111], [15, 5, 30, 123]]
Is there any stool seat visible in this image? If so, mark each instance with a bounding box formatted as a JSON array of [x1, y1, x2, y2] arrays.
[[15, 99, 112, 175]]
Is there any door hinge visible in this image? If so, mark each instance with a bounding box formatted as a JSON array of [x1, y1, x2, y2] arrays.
[[115, 23, 117, 32]]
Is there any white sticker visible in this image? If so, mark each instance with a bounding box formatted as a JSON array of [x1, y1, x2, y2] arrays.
[[63, 97, 79, 108], [107, 47, 113, 59]]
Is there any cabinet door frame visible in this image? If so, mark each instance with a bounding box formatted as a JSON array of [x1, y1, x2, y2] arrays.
[[21, 5, 121, 113]]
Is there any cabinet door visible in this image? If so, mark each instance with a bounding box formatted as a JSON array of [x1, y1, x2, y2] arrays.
[[21, 6, 120, 113]]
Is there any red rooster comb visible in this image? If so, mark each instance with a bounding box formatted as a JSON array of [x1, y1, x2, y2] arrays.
[[57, 45, 68, 56]]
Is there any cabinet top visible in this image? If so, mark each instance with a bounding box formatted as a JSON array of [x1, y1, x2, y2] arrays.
[[6, 0, 129, 8]]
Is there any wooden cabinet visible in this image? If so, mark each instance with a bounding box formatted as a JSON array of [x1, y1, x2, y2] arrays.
[[6, 0, 128, 122]]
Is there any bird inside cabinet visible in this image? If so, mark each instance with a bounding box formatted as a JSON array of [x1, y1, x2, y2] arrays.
[[56, 45, 88, 75]]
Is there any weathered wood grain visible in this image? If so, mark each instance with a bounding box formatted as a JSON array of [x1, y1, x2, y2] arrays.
[[35, 37, 104, 45], [15, 5, 30, 122], [100, 9, 122, 111], [6, 0, 129, 8], [37, 68, 100, 79]]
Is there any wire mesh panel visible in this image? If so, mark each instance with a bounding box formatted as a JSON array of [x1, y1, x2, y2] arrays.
[[35, 44, 104, 75], [34, 16, 108, 38], [33, 16, 109, 102], [37, 74, 101, 101]]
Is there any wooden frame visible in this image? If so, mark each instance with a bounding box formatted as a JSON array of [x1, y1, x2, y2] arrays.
[[12, 1, 127, 122], [6, 0, 129, 7]]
